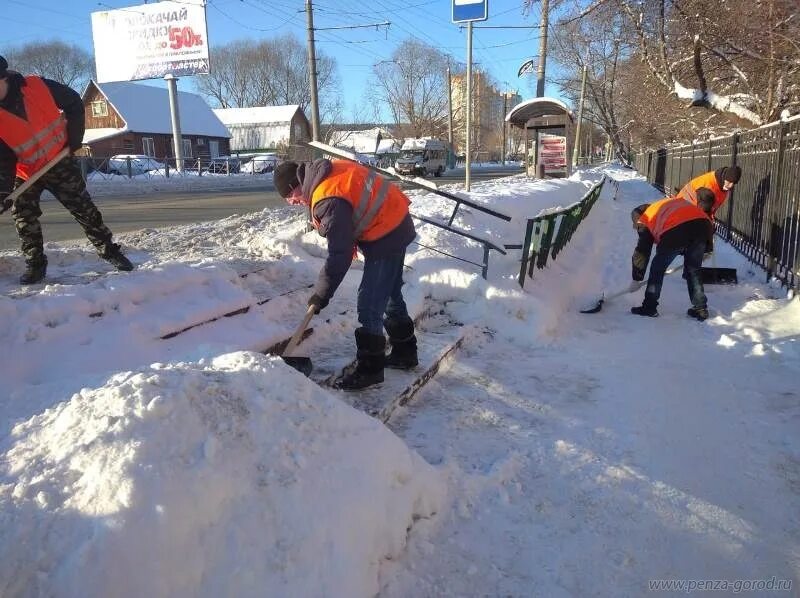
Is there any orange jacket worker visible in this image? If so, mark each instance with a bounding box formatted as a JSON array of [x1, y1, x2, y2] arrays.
[[630, 189, 715, 320], [677, 166, 741, 216], [274, 158, 418, 390], [0, 55, 133, 284]]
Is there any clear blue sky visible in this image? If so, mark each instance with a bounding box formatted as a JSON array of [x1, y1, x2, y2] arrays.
[[2, 0, 565, 121]]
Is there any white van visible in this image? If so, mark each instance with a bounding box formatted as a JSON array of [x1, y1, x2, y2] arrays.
[[394, 138, 447, 177]]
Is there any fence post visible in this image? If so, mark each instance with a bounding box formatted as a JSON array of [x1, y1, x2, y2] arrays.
[[726, 133, 739, 242], [126, 157, 132, 179], [706, 141, 712, 172], [518, 219, 534, 288], [165, 160, 170, 178], [766, 120, 788, 281]]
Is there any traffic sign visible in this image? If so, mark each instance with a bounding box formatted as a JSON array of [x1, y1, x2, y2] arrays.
[[452, 0, 488, 23]]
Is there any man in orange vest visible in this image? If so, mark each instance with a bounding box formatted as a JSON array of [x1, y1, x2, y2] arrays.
[[0, 55, 133, 284], [677, 166, 741, 217], [629, 188, 715, 320], [274, 158, 418, 390]]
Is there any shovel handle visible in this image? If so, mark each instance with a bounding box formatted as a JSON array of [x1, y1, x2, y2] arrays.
[[0, 148, 70, 213], [282, 304, 316, 357]]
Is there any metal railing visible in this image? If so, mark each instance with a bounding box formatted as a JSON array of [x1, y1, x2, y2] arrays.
[[75, 155, 280, 181], [634, 115, 800, 288], [507, 179, 605, 288]]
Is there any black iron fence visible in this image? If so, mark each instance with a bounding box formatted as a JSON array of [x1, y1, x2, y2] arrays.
[[634, 116, 800, 288], [507, 179, 605, 288]]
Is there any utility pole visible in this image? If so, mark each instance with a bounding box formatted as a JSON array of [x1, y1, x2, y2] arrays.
[[305, 0, 321, 142], [536, 0, 549, 98], [447, 63, 454, 167], [465, 21, 473, 191], [572, 65, 587, 167], [164, 74, 184, 173], [502, 91, 508, 165]]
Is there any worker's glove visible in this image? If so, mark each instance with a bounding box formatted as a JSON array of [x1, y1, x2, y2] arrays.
[[0, 193, 12, 215], [702, 252, 713, 263], [307, 293, 329, 314]]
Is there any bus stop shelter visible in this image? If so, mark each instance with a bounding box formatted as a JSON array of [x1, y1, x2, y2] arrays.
[[506, 97, 575, 178]]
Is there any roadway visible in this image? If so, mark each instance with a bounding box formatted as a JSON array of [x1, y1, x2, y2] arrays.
[[0, 166, 523, 250]]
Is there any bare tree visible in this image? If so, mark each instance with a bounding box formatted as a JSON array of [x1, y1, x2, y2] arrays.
[[369, 39, 451, 138], [556, 0, 800, 126], [196, 35, 341, 121], [3, 41, 94, 91]]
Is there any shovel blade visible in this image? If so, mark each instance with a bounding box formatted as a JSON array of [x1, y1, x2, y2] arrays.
[[580, 299, 604, 314], [701, 267, 738, 285], [282, 355, 313, 377]]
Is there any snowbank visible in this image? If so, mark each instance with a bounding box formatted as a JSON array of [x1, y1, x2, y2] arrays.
[[0, 351, 443, 598]]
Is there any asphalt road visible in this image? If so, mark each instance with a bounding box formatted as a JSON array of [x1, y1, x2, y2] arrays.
[[0, 166, 522, 250]]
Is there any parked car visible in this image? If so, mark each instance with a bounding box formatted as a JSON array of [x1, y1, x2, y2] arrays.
[[206, 156, 241, 174], [240, 153, 281, 174], [108, 154, 165, 176]]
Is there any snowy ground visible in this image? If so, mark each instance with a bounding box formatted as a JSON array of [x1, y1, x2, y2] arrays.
[[0, 164, 797, 597]]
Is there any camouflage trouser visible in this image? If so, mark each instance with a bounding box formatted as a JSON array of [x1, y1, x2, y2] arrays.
[[11, 157, 116, 265]]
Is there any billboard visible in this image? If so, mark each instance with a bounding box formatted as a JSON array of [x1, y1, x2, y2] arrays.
[[91, 0, 209, 83], [537, 134, 567, 175]]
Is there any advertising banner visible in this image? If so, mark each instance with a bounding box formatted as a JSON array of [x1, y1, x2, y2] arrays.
[[91, 0, 209, 82], [538, 134, 567, 175]]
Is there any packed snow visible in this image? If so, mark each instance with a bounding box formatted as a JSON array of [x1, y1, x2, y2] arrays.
[[0, 163, 797, 597]]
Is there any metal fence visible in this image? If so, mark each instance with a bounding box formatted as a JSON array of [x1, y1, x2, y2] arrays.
[[75, 155, 282, 181], [634, 116, 800, 288], [507, 178, 605, 288]]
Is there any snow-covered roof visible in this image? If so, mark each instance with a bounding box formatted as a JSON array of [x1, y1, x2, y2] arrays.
[[83, 127, 127, 144], [213, 106, 303, 126], [88, 81, 230, 138], [328, 127, 392, 155], [376, 139, 399, 154], [505, 97, 574, 124]]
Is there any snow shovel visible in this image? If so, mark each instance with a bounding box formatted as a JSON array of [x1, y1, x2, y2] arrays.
[[580, 263, 682, 314], [280, 304, 315, 376], [580, 281, 645, 314], [700, 253, 737, 284], [0, 148, 70, 214]]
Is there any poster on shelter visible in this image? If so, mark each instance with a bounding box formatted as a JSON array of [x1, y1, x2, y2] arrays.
[[537, 134, 567, 175], [91, 0, 209, 83]]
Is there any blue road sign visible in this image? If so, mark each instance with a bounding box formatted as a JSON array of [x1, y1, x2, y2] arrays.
[[452, 0, 488, 23]]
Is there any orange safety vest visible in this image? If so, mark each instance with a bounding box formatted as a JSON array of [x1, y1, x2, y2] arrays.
[[638, 197, 710, 243], [0, 76, 68, 181], [310, 160, 410, 242], [677, 171, 727, 215]]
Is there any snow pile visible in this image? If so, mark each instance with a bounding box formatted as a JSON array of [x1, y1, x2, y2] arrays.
[[0, 351, 443, 598]]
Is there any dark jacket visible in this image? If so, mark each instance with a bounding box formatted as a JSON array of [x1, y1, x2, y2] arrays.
[[297, 159, 416, 300], [0, 72, 85, 194], [632, 218, 713, 281]]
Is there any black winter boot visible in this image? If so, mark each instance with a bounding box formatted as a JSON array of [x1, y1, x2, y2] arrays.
[[384, 317, 418, 370], [631, 304, 658, 317], [20, 256, 47, 285], [687, 306, 709, 321], [338, 328, 386, 391], [101, 245, 134, 271]]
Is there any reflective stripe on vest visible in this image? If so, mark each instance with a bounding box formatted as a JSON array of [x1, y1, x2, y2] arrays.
[[352, 172, 391, 237], [0, 76, 68, 181], [311, 160, 409, 242]]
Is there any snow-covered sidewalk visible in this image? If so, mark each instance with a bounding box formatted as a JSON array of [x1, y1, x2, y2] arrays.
[[0, 165, 797, 597]]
